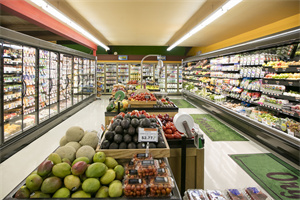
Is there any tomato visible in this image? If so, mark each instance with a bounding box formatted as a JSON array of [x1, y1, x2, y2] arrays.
[[162, 126, 166, 131], [174, 132, 182, 139], [165, 123, 171, 129], [165, 134, 174, 139], [171, 126, 177, 133], [165, 129, 173, 135], [119, 112, 125, 117]]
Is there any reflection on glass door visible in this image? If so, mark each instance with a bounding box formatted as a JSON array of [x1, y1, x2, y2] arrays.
[[82, 59, 89, 99], [23, 46, 36, 131], [49, 52, 58, 117], [60, 54, 72, 111], [39, 49, 50, 122], [3, 41, 23, 141], [73, 57, 80, 104], [89, 60, 96, 96]]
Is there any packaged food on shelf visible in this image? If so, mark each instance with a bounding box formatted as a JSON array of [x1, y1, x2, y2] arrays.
[[157, 159, 167, 168], [206, 190, 227, 200], [136, 159, 159, 177], [132, 153, 153, 163], [186, 189, 209, 200], [148, 176, 174, 197], [245, 187, 268, 200], [123, 178, 147, 197], [156, 167, 171, 177], [227, 189, 248, 200], [125, 169, 141, 179]]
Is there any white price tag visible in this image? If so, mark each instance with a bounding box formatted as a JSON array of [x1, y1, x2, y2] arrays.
[[138, 128, 158, 142]]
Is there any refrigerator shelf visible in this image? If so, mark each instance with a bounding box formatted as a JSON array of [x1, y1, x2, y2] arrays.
[[4, 97, 21, 103], [4, 105, 22, 111], [4, 115, 21, 123]]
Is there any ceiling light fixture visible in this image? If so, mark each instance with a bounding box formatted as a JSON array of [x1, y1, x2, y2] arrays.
[[30, 0, 110, 51], [167, 0, 243, 51]]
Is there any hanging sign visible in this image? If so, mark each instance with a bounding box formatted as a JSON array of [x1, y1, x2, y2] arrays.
[[138, 128, 158, 142], [118, 55, 128, 60]]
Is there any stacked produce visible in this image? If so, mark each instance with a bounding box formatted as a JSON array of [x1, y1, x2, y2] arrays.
[[101, 111, 166, 149], [128, 92, 157, 101], [112, 84, 126, 93], [157, 114, 183, 139], [264, 73, 300, 79], [154, 98, 176, 108], [123, 154, 174, 197], [127, 80, 138, 85], [106, 99, 128, 112], [14, 126, 125, 198]]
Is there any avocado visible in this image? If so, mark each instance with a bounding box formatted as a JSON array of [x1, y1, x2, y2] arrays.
[[105, 131, 115, 142], [150, 118, 156, 123], [127, 142, 136, 149], [116, 115, 123, 120], [142, 118, 151, 128], [119, 142, 127, 149], [149, 143, 156, 148], [115, 119, 122, 125], [131, 118, 139, 128], [111, 122, 118, 130], [157, 141, 166, 148], [136, 127, 139, 135], [131, 115, 138, 119], [139, 121, 144, 128], [151, 122, 157, 128], [123, 134, 132, 143], [114, 134, 123, 144], [115, 126, 123, 135], [124, 129, 128, 135], [139, 114, 146, 119], [109, 142, 119, 149], [137, 143, 146, 149], [133, 135, 138, 143], [128, 126, 136, 136], [101, 140, 110, 149], [121, 120, 130, 129], [158, 136, 163, 142], [124, 114, 131, 119]]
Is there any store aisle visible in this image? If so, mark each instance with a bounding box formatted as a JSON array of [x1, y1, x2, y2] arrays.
[[0, 96, 297, 199]]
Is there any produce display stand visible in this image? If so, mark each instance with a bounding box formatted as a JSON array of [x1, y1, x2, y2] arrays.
[[128, 100, 157, 108], [127, 106, 179, 118], [97, 126, 170, 158], [4, 157, 182, 200]]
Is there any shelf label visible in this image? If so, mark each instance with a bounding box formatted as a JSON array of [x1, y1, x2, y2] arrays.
[[282, 68, 286, 72], [275, 68, 278, 72], [138, 128, 158, 142], [297, 67, 300, 72], [288, 82, 293, 86], [275, 81, 280, 85]]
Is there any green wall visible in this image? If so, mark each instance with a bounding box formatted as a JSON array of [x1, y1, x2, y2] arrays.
[[58, 42, 190, 56]]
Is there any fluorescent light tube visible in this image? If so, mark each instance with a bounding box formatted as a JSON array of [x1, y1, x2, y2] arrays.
[[167, 0, 243, 51], [30, 0, 109, 51]]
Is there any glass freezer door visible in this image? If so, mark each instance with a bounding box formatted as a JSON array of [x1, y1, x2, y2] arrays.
[[22, 46, 37, 131], [89, 59, 96, 96], [59, 54, 72, 111], [66, 56, 72, 108], [82, 58, 89, 99], [49, 52, 58, 117], [73, 56, 81, 104], [2, 41, 23, 141]]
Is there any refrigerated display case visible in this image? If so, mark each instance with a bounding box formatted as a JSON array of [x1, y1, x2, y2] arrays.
[[117, 63, 129, 84], [96, 63, 105, 98], [89, 59, 96, 96], [1, 27, 96, 161], [158, 64, 166, 92], [166, 64, 179, 93], [73, 56, 81, 104], [179, 65, 183, 92], [105, 64, 117, 93], [59, 54, 72, 111], [81, 58, 90, 99], [130, 64, 141, 82], [142, 63, 154, 82]]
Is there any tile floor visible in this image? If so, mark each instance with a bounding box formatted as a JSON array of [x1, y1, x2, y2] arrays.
[[0, 96, 297, 199]]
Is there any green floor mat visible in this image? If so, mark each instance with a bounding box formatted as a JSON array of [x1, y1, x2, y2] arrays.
[[170, 99, 195, 108], [191, 114, 248, 141], [230, 153, 300, 200]]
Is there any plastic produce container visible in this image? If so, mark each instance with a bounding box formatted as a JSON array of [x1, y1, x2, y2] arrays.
[[125, 169, 141, 179], [136, 159, 159, 177], [148, 176, 174, 197], [123, 179, 147, 197], [132, 153, 153, 163]]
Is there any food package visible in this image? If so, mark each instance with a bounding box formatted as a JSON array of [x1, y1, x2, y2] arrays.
[[148, 176, 174, 197], [206, 190, 227, 200], [124, 161, 136, 171], [245, 187, 268, 200], [156, 167, 171, 177], [227, 189, 248, 200], [125, 169, 141, 179], [186, 189, 208, 200], [136, 159, 159, 177], [157, 159, 167, 168], [132, 153, 153, 163], [123, 179, 147, 197]]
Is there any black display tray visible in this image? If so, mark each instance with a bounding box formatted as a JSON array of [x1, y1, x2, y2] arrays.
[[4, 157, 182, 200], [263, 66, 300, 73], [262, 79, 300, 87], [167, 138, 195, 148]]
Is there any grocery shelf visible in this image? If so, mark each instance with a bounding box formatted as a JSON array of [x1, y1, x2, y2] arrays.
[[210, 77, 242, 79], [261, 92, 300, 102], [263, 66, 300, 73], [182, 90, 300, 163], [262, 79, 300, 87]]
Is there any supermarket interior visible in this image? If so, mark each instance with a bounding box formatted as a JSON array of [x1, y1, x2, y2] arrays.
[[0, 0, 300, 200]]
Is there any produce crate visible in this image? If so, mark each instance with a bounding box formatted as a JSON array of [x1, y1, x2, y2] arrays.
[[127, 107, 178, 117], [4, 157, 181, 200], [128, 100, 157, 108], [97, 126, 170, 159]]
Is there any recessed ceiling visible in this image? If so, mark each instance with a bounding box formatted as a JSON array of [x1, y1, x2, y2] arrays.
[[1, 0, 300, 49]]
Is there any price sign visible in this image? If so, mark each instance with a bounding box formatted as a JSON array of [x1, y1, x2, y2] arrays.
[[138, 128, 158, 142], [288, 82, 293, 86], [276, 81, 280, 85], [297, 67, 300, 72], [282, 68, 286, 72]]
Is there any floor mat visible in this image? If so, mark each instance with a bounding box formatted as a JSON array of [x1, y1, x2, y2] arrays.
[[170, 99, 195, 108], [230, 153, 300, 200], [191, 114, 248, 141]]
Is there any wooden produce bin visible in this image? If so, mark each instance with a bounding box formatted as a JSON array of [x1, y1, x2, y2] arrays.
[[97, 127, 170, 159], [168, 147, 204, 192], [104, 112, 118, 126], [127, 107, 178, 118], [128, 100, 157, 108]]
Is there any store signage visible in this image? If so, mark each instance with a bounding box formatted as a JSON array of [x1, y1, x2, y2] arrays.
[[138, 128, 158, 142], [118, 55, 128, 60], [158, 56, 166, 61]]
